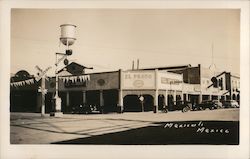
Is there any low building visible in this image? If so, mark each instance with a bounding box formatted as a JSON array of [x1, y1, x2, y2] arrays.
[[10, 63, 240, 113]]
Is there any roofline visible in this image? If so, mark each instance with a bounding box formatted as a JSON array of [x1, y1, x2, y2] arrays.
[[215, 71, 227, 78], [231, 74, 240, 78], [50, 70, 120, 78], [138, 64, 191, 71]]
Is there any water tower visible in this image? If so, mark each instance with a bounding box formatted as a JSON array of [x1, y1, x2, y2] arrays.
[[52, 23, 77, 117], [60, 24, 77, 55]]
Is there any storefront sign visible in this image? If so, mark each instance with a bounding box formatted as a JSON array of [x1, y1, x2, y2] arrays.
[[161, 77, 182, 85], [64, 80, 87, 88], [123, 71, 155, 89]]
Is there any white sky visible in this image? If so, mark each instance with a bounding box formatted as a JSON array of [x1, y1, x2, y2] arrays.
[[11, 9, 240, 76]]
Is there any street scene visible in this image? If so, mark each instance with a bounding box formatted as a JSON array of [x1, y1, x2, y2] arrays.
[[11, 108, 239, 144], [10, 9, 240, 145]]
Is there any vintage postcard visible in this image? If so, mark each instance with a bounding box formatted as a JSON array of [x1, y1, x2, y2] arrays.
[[0, 1, 249, 159]]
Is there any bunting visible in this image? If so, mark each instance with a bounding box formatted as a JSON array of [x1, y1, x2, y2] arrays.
[[10, 79, 35, 87], [59, 75, 90, 83]]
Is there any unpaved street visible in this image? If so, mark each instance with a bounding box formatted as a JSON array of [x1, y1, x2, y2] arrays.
[[10, 108, 239, 144]]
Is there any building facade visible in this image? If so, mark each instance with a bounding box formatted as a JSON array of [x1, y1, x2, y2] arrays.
[[10, 63, 240, 113]]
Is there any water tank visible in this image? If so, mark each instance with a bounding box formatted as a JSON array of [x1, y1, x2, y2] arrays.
[[60, 24, 77, 46]]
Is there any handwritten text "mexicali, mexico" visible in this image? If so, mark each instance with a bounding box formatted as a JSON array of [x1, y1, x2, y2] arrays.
[[164, 121, 230, 134]]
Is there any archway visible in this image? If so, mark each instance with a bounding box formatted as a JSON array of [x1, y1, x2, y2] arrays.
[[237, 94, 240, 104], [123, 94, 154, 112], [158, 95, 165, 110], [232, 94, 236, 100], [143, 95, 154, 111], [167, 95, 174, 111], [123, 95, 141, 112], [226, 95, 231, 100]]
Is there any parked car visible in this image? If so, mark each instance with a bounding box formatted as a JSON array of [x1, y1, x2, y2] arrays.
[[166, 101, 193, 113], [213, 100, 223, 109], [193, 100, 217, 111], [72, 104, 97, 114], [222, 100, 239, 108]]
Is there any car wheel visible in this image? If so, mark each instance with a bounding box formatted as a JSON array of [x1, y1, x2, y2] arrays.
[[182, 107, 187, 113], [163, 109, 168, 113], [182, 107, 189, 113]]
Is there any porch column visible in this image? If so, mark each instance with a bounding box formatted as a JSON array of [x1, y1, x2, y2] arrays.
[[173, 90, 176, 102], [181, 92, 184, 101], [208, 95, 212, 100], [100, 90, 104, 113], [118, 69, 124, 113], [186, 94, 189, 101], [154, 91, 158, 113], [66, 91, 70, 107], [198, 93, 202, 104], [82, 91, 86, 106], [118, 89, 124, 113], [218, 95, 221, 101], [154, 69, 159, 113], [164, 90, 168, 108]]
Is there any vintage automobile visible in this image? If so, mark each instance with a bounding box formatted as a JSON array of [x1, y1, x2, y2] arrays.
[[222, 100, 239, 108], [193, 100, 217, 111], [164, 101, 193, 113], [213, 100, 223, 109], [72, 104, 98, 114]]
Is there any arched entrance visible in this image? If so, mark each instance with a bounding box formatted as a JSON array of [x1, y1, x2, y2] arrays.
[[237, 94, 240, 104], [143, 95, 154, 111], [124, 95, 141, 112], [176, 95, 181, 102], [123, 94, 154, 112], [158, 95, 165, 110], [226, 95, 231, 100], [168, 95, 174, 111], [232, 94, 236, 100]]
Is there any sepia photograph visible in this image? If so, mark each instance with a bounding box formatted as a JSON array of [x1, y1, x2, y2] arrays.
[[10, 8, 240, 145], [0, 1, 249, 159]]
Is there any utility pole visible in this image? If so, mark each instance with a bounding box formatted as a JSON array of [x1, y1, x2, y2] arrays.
[[51, 23, 76, 117]]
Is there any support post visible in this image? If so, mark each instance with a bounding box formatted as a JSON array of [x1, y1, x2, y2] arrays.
[[164, 90, 168, 109], [100, 90, 104, 113], [181, 92, 184, 101], [82, 91, 86, 106], [41, 77, 46, 116], [154, 69, 159, 113], [209, 95, 212, 100], [117, 69, 124, 113], [198, 93, 202, 104], [173, 91, 176, 102], [51, 53, 63, 117], [218, 95, 221, 101], [186, 93, 189, 101], [66, 91, 70, 107], [118, 89, 124, 113]]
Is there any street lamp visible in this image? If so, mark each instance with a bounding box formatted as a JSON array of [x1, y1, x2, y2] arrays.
[[51, 24, 76, 117]]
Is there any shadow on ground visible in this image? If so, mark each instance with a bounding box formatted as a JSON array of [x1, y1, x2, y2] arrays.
[[52, 121, 239, 145]]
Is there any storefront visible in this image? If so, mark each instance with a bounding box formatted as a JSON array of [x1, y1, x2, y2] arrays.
[[120, 69, 183, 112], [10, 63, 240, 114]]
